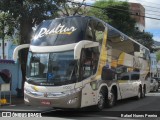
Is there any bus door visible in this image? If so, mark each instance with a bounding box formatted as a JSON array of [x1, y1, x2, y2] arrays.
[[80, 47, 99, 107]]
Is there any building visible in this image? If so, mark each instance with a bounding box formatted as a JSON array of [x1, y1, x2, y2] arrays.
[[150, 53, 158, 77], [0, 60, 22, 95], [129, 3, 145, 32], [0, 40, 17, 60], [157, 63, 160, 78]]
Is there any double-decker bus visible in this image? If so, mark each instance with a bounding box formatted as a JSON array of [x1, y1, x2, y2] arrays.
[[13, 16, 151, 111]]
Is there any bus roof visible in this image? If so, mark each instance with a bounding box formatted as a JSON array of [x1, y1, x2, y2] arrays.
[[32, 15, 150, 52]]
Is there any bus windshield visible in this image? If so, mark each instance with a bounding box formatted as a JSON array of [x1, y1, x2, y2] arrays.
[[26, 50, 78, 86]]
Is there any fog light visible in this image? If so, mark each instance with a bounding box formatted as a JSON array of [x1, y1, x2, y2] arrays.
[[67, 97, 78, 104]]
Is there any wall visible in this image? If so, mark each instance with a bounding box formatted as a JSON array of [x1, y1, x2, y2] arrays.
[[150, 53, 158, 77], [130, 3, 145, 32], [0, 61, 22, 95]]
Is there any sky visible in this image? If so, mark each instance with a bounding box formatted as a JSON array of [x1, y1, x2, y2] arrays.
[[123, 0, 160, 42], [74, 0, 160, 42]]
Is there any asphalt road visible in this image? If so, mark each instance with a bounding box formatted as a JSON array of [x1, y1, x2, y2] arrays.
[[42, 90, 160, 120], [1, 91, 160, 120]]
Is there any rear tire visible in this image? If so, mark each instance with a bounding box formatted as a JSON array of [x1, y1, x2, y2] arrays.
[[142, 86, 146, 98], [156, 87, 158, 92], [136, 87, 142, 99]]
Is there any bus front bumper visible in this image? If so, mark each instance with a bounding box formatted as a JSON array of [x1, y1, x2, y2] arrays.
[[24, 89, 82, 108]]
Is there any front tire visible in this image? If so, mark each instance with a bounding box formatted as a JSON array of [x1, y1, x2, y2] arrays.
[[156, 87, 159, 92], [136, 87, 142, 99], [142, 86, 146, 98], [94, 90, 105, 111], [106, 89, 116, 108]]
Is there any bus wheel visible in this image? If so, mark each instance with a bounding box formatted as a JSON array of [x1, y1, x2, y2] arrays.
[[106, 89, 116, 108], [95, 90, 105, 111], [136, 87, 142, 99], [142, 87, 146, 98]]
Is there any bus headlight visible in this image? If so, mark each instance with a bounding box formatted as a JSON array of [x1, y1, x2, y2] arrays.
[[65, 88, 81, 105], [24, 88, 43, 97], [67, 97, 78, 104]]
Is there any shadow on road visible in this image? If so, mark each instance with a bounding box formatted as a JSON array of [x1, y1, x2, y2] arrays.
[[43, 93, 160, 118]]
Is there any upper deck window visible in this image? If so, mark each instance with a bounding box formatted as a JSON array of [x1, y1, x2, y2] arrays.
[[85, 19, 105, 44]]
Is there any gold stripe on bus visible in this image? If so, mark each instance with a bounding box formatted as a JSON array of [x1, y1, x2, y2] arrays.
[[111, 60, 118, 68], [118, 80, 128, 83], [95, 30, 108, 79], [118, 52, 125, 65], [49, 32, 73, 35]]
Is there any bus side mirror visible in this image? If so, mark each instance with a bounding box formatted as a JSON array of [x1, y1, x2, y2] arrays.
[[13, 44, 30, 62], [101, 66, 115, 80], [74, 41, 99, 59]]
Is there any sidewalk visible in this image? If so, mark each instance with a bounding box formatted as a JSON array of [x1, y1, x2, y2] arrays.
[[0, 96, 53, 112], [11, 95, 24, 105], [0, 95, 24, 106]]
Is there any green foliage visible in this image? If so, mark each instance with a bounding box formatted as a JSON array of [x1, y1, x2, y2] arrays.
[[0, 12, 15, 38], [0, 11, 17, 59], [58, 0, 86, 16], [87, 0, 154, 50], [156, 52, 160, 61], [132, 31, 154, 51], [88, 0, 136, 36]]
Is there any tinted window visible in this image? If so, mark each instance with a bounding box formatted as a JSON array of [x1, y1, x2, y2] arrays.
[[85, 19, 105, 44], [121, 75, 129, 80], [131, 74, 139, 80], [31, 17, 88, 46], [81, 47, 100, 79]]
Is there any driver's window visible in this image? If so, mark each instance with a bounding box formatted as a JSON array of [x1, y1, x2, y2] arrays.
[[82, 48, 92, 79], [81, 47, 99, 79], [30, 62, 39, 76]]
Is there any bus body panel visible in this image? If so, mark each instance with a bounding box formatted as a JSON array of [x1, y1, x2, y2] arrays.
[[80, 80, 97, 107], [24, 81, 82, 108]]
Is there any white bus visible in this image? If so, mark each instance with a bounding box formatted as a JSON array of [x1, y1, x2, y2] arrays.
[[13, 16, 151, 111]]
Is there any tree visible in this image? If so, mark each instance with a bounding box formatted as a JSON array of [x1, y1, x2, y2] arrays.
[[88, 0, 136, 36], [87, 0, 154, 50], [156, 52, 160, 61], [0, 11, 16, 59], [131, 31, 154, 51], [58, 0, 87, 16]]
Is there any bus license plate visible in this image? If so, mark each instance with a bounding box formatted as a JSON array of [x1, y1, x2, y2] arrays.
[[41, 100, 51, 105]]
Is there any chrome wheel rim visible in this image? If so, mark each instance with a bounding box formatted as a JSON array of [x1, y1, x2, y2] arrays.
[[109, 92, 114, 105], [98, 92, 104, 109], [138, 88, 141, 98]]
